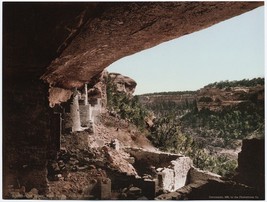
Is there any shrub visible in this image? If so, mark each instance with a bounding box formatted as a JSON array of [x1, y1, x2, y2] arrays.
[[106, 75, 148, 130]]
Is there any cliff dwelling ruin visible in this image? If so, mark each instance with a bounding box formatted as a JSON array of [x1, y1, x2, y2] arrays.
[[3, 2, 264, 199]]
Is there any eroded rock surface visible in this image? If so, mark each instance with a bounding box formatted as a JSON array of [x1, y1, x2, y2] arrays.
[[109, 73, 137, 95], [40, 2, 262, 104], [197, 85, 264, 112]]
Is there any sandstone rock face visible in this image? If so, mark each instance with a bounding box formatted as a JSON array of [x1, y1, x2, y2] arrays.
[[109, 73, 137, 95], [49, 87, 73, 107], [85, 71, 108, 110], [39, 2, 262, 104], [139, 84, 264, 113], [139, 92, 196, 107], [79, 70, 136, 111], [197, 85, 264, 112]]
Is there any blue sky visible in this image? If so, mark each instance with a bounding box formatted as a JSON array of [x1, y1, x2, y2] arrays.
[[107, 6, 265, 95]]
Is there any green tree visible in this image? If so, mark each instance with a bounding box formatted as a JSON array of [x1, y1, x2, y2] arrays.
[[106, 75, 148, 130]]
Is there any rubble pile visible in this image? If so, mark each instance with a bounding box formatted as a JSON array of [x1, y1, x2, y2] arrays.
[[6, 107, 263, 199], [7, 186, 45, 200], [43, 128, 144, 199], [46, 146, 114, 199], [43, 125, 196, 199]]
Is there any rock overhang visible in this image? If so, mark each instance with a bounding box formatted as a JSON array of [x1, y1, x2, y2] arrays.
[[38, 2, 263, 105]]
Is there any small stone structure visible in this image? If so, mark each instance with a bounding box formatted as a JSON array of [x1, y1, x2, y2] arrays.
[[79, 105, 91, 127], [187, 166, 221, 184], [126, 148, 193, 192], [63, 84, 103, 133], [70, 89, 83, 132], [159, 158, 192, 191]]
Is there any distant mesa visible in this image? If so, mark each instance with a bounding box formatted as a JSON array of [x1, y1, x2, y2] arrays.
[[139, 78, 264, 112]]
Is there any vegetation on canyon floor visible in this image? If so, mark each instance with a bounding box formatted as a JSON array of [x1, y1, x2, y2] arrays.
[[106, 77, 264, 177]]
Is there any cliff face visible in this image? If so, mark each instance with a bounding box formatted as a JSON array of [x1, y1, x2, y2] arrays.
[[85, 71, 137, 107], [197, 85, 264, 112], [139, 92, 196, 107], [139, 84, 264, 112], [109, 73, 137, 95]]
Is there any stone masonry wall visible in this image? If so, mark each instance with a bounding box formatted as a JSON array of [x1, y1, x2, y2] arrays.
[[79, 105, 91, 127], [126, 148, 193, 192]]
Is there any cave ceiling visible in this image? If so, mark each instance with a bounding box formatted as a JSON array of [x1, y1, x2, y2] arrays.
[[6, 2, 263, 105]]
